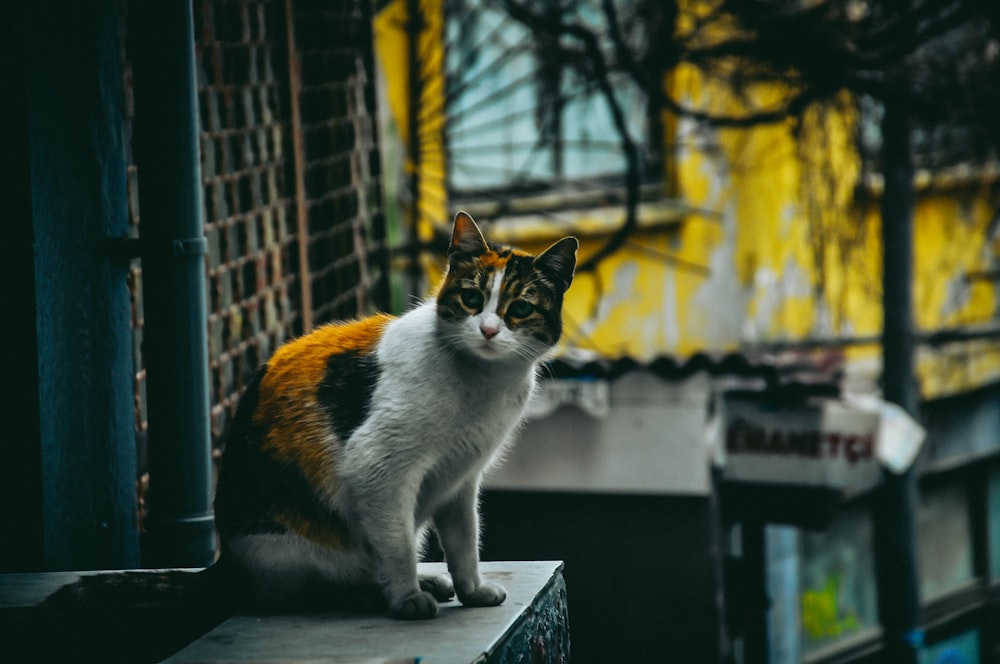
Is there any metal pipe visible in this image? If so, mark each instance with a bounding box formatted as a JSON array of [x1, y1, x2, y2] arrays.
[[129, 0, 216, 567]]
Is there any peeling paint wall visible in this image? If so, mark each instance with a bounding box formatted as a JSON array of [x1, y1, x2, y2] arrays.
[[665, 59, 1000, 399]]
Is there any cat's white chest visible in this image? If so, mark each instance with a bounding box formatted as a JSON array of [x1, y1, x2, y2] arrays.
[[369, 303, 535, 459]]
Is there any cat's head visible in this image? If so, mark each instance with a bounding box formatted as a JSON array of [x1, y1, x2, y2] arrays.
[[436, 211, 578, 363]]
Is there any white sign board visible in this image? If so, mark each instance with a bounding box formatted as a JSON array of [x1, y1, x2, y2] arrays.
[[721, 398, 885, 495]]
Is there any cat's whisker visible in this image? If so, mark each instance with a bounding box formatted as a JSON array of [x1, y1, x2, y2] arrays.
[[536, 360, 557, 382]]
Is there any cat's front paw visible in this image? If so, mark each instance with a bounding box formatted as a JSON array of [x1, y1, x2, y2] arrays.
[[390, 590, 439, 620], [419, 573, 455, 602], [458, 581, 506, 608]]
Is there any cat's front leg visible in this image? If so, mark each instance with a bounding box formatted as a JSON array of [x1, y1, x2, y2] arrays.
[[355, 488, 439, 619], [433, 481, 506, 608]]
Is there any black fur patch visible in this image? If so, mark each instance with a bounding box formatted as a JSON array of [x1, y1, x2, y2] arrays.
[[214, 368, 267, 538], [317, 350, 382, 442], [501, 254, 567, 345], [215, 364, 356, 545]]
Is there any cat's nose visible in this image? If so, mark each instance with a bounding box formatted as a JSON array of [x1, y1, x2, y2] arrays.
[[480, 314, 501, 339]]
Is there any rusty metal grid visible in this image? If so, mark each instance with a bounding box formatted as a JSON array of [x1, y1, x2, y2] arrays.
[[124, 0, 388, 460], [292, 0, 389, 326], [195, 0, 302, 440]]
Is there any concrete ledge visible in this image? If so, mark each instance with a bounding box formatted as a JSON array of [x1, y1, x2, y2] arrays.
[[167, 561, 569, 664], [0, 561, 568, 663]]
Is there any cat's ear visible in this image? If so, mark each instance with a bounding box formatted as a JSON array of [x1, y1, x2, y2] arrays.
[[449, 211, 489, 257], [534, 236, 579, 291]]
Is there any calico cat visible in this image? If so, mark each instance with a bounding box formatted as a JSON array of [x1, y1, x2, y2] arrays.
[[213, 211, 578, 619]]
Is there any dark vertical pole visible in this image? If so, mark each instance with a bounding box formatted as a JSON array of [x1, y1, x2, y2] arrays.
[[24, 0, 139, 570], [405, 0, 425, 298], [742, 520, 769, 664], [1, 2, 44, 572], [540, 0, 564, 179], [130, 0, 216, 567], [875, 91, 922, 664]]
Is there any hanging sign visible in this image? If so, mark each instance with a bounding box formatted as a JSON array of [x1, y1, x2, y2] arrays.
[[720, 396, 921, 495]]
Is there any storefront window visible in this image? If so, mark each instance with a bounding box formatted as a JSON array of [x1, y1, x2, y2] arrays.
[[767, 525, 801, 663], [989, 466, 1000, 581], [918, 481, 974, 601], [799, 503, 879, 654]]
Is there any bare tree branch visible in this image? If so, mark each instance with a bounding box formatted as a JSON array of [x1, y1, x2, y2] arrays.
[[498, 0, 641, 273]]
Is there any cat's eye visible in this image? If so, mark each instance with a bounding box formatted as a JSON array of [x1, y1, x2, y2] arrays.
[[460, 288, 484, 310], [507, 299, 534, 319]]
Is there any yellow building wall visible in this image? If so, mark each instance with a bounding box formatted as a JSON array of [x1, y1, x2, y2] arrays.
[[373, 1, 1000, 400], [668, 61, 1000, 399]]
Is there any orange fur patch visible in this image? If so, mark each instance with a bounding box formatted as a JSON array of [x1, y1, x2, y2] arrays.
[[476, 247, 531, 271], [476, 253, 509, 270], [273, 510, 351, 550], [254, 314, 394, 494]]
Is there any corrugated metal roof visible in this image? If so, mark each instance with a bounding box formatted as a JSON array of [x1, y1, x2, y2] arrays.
[[546, 348, 845, 398]]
